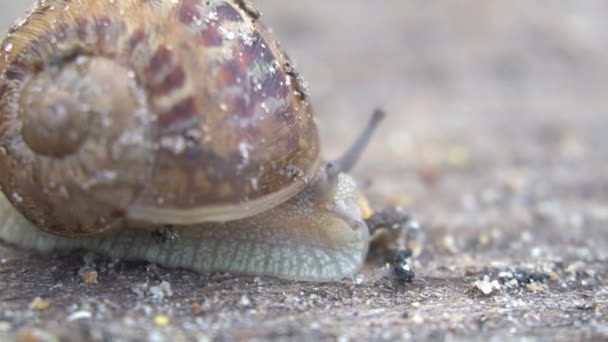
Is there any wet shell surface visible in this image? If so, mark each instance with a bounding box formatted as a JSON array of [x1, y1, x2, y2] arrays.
[[0, 0, 320, 237]]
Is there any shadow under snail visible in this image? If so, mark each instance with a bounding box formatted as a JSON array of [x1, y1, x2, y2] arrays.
[[0, 0, 403, 281]]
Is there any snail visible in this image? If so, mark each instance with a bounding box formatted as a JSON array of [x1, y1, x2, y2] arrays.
[[0, 0, 392, 281]]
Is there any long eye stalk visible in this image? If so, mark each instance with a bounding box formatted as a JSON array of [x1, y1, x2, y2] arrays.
[[326, 108, 386, 177]]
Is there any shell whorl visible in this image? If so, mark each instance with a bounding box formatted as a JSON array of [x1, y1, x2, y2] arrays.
[[0, 33, 154, 238], [0, 0, 320, 236]]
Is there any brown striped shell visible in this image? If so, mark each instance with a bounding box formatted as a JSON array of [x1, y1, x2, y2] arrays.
[[0, 0, 320, 237]]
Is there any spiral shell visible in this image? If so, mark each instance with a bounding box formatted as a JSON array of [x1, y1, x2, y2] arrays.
[[0, 0, 320, 237]]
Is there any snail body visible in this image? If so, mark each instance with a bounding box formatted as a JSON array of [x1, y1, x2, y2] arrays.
[[0, 0, 382, 281]]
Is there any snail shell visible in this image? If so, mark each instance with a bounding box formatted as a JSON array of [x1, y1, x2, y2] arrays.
[[0, 0, 320, 236], [0, 0, 378, 281]]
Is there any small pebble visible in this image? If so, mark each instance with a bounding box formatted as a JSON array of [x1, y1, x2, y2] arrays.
[[443, 235, 459, 254], [131, 283, 148, 299], [474, 276, 501, 295], [66, 311, 92, 322], [239, 295, 252, 307], [526, 283, 545, 293], [150, 281, 173, 301], [419, 166, 441, 185], [0, 321, 12, 332], [411, 314, 424, 324], [16, 328, 58, 342], [82, 270, 98, 284], [191, 301, 203, 315], [30, 297, 50, 311]]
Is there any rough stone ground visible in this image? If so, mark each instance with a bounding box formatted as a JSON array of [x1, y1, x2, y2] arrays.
[[1, 0, 607, 341]]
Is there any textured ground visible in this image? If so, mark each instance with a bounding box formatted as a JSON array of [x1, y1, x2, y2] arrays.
[[1, 0, 608, 341]]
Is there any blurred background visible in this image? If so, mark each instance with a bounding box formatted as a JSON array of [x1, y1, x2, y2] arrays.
[[0, 1, 607, 339], [256, 0, 608, 251]]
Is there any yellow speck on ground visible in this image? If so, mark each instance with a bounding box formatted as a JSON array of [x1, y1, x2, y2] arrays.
[[154, 314, 170, 327], [446, 146, 469, 168]]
